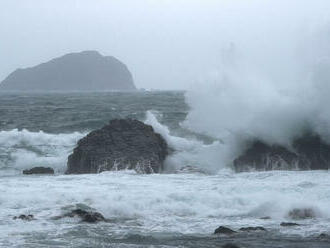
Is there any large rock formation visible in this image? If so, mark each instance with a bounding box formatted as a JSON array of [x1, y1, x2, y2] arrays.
[[66, 119, 168, 174], [233, 133, 330, 171], [0, 51, 136, 91]]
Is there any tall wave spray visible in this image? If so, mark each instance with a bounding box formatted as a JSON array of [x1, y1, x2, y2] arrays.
[[183, 2, 330, 171]]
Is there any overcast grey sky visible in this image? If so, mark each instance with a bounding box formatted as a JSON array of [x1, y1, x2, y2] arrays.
[[1, 0, 330, 89]]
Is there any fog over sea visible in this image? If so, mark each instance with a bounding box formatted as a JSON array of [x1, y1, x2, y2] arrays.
[[0, 91, 330, 248]]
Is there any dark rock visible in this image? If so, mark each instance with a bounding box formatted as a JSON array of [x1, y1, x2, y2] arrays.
[[66, 119, 168, 174], [239, 226, 267, 232], [222, 244, 240, 248], [0, 51, 136, 92], [233, 133, 330, 171], [214, 226, 237, 235], [280, 222, 300, 227], [288, 208, 316, 220], [260, 216, 271, 220], [57, 209, 106, 223], [13, 214, 35, 221], [319, 233, 330, 239], [23, 167, 54, 175]]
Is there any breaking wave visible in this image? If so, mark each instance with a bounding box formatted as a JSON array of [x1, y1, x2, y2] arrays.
[[0, 129, 85, 175]]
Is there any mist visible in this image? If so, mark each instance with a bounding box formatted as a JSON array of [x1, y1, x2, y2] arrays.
[[1, 0, 329, 90], [179, 0, 330, 171]]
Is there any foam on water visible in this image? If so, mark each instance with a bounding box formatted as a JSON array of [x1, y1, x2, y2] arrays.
[[0, 129, 85, 175], [145, 111, 228, 173], [1, 170, 330, 247]]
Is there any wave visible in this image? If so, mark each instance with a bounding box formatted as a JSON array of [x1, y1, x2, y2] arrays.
[[180, 17, 330, 171], [144, 110, 230, 173], [0, 129, 85, 174]]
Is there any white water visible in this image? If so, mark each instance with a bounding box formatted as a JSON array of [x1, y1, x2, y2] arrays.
[[179, 2, 330, 172], [1, 170, 330, 247], [1, 112, 330, 246], [0, 129, 85, 175]]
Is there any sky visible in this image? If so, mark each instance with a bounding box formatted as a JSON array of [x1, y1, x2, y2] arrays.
[[1, 0, 330, 90]]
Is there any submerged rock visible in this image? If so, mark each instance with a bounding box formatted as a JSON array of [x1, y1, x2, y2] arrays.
[[280, 222, 301, 227], [222, 244, 240, 248], [66, 119, 168, 174], [214, 226, 237, 235], [233, 133, 330, 171], [54, 209, 106, 223], [319, 233, 330, 239], [13, 214, 35, 221], [23, 167, 54, 175], [239, 226, 267, 232], [288, 208, 316, 220]]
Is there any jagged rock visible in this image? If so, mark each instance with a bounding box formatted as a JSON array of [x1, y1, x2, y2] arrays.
[[66, 119, 168, 174], [13, 214, 35, 221], [280, 222, 300, 227], [233, 133, 330, 171], [54, 209, 106, 223], [23, 167, 54, 175], [288, 208, 316, 220], [214, 226, 237, 235], [239, 226, 267, 232], [0, 51, 136, 91]]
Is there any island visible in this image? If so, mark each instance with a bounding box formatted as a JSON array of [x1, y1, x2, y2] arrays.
[[0, 51, 136, 91]]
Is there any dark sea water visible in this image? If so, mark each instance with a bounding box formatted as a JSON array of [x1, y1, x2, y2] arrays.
[[0, 91, 330, 248]]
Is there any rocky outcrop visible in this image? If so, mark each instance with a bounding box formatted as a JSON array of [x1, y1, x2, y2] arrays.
[[233, 133, 330, 171], [66, 119, 168, 174], [239, 226, 266, 232], [23, 167, 54, 175], [53, 209, 107, 223], [280, 222, 300, 227], [13, 214, 35, 221], [0, 51, 136, 91], [214, 226, 237, 235]]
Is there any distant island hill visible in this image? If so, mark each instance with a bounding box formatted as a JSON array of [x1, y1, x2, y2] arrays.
[[0, 51, 136, 91]]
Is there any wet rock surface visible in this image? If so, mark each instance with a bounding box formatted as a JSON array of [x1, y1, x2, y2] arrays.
[[66, 119, 168, 174], [280, 222, 301, 227], [214, 226, 237, 235], [13, 214, 35, 221], [233, 133, 330, 171], [239, 226, 267, 232], [222, 244, 240, 248], [23, 167, 54, 175], [54, 209, 107, 223]]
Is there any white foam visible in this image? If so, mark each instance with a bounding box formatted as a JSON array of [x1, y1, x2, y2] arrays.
[[180, 18, 330, 170], [1, 170, 329, 243], [145, 110, 229, 173], [0, 129, 85, 174]]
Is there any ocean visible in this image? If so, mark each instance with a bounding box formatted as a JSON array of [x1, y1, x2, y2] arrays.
[[0, 91, 330, 248]]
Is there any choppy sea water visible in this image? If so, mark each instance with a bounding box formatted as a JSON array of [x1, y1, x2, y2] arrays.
[[0, 91, 330, 248]]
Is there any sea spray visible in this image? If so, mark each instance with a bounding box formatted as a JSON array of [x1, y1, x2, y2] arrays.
[[144, 110, 230, 173], [183, 17, 330, 170]]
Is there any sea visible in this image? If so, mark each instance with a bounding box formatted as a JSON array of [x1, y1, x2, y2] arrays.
[[0, 91, 330, 248]]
